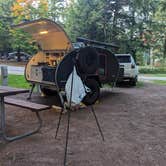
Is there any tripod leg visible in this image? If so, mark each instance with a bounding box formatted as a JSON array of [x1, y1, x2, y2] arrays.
[[55, 91, 66, 139], [64, 109, 71, 166], [55, 108, 63, 139], [90, 106, 105, 141], [62, 66, 74, 166], [27, 84, 35, 100]]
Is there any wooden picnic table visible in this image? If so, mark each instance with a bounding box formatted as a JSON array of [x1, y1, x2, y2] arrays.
[[0, 86, 29, 141]]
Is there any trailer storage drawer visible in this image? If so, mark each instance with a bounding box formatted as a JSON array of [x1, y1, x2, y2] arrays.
[[30, 66, 43, 82], [42, 66, 56, 83]]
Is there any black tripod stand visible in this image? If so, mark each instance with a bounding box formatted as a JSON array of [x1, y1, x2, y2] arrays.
[[55, 66, 105, 166]]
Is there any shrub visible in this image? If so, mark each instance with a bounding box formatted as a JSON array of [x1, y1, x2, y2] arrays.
[[139, 66, 166, 74]]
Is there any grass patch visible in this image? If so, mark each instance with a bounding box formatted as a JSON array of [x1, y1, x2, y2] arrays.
[[141, 74, 166, 77], [7, 74, 30, 89], [2, 74, 145, 89], [136, 81, 144, 88], [139, 66, 166, 74], [152, 80, 166, 86]]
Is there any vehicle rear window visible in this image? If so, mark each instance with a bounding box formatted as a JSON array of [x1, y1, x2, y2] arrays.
[[116, 56, 131, 63]]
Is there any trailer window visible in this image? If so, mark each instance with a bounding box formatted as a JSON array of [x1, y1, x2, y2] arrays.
[[116, 56, 131, 63]]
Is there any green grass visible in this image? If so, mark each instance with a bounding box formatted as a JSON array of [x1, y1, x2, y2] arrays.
[[136, 81, 144, 88], [139, 66, 166, 74], [1, 74, 146, 89], [7, 74, 30, 89], [152, 80, 166, 86], [141, 74, 166, 77]]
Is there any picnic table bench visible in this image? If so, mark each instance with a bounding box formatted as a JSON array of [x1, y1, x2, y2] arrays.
[[0, 86, 50, 142]]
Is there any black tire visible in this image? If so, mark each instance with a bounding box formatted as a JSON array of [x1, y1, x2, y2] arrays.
[[116, 82, 121, 87], [40, 86, 58, 96], [130, 77, 137, 86], [82, 79, 100, 105], [77, 46, 99, 74]]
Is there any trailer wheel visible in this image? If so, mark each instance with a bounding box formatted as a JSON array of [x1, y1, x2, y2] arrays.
[[77, 47, 99, 74], [40, 86, 57, 96], [82, 79, 100, 105]]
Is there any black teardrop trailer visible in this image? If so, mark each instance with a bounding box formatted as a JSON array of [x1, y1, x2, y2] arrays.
[[13, 18, 121, 105]]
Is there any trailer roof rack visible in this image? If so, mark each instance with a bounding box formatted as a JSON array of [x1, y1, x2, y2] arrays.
[[76, 37, 119, 49]]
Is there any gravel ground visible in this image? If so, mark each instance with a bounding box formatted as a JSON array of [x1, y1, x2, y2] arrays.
[[0, 83, 166, 166]]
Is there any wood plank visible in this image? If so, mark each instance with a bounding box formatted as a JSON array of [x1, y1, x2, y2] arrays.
[[5, 98, 50, 111], [0, 86, 28, 92], [0, 86, 29, 96]]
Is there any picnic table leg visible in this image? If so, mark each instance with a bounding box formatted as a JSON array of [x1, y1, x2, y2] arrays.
[[0, 97, 5, 136], [27, 84, 35, 100], [55, 92, 66, 139], [1, 110, 42, 142]]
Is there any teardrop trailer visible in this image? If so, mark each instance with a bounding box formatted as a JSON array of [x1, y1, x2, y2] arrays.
[[13, 18, 121, 105]]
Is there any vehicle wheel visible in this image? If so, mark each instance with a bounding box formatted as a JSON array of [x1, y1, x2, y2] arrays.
[[116, 81, 121, 87], [40, 86, 58, 96], [82, 79, 100, 105], [77, 47, 99, 74], [130, 77, 137, 86]]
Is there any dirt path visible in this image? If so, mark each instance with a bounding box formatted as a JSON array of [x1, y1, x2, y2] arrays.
[[0, 83, 166, 166]]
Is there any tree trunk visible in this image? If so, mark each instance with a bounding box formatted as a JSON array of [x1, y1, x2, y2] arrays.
[[163, 36, 166, 60]]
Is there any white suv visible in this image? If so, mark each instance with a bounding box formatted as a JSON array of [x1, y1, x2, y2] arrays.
[[115, 54, 138, 86]]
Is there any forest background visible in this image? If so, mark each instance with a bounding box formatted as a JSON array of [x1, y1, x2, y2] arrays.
[[0, 0, 165, 65]]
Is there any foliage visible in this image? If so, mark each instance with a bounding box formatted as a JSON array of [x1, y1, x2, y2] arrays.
[[65, 0, 102, 41], [65, 0, 132, 43], [0, 0, 165, 65], [48, 0, 66, 22], [141, 74, 166, 77], [64, 0, 165, 62], [12, 0, 49, 23], [136, 81, 144, 88], [10, 0, 49, 55], [10, 29, 37, 55], [139, 66, 166, 74], [0, 0, 14, 53], [152, 0, 166, 60], [0, 19, 12, 52], [152, 80, 166, 86], [0, 0, 49, 55]]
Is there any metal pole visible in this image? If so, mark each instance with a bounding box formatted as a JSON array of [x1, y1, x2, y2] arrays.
[[55, 107, 63, 139], [90, 106, 105, 141], [36, 84, 41, 95], [64, 108, 71, 166], [1, 66, 8, 86], [64, 66, 74, 166], [27, 84, 35, 100], [0, 97, 5, 137], [55, 91, 66, 139]]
